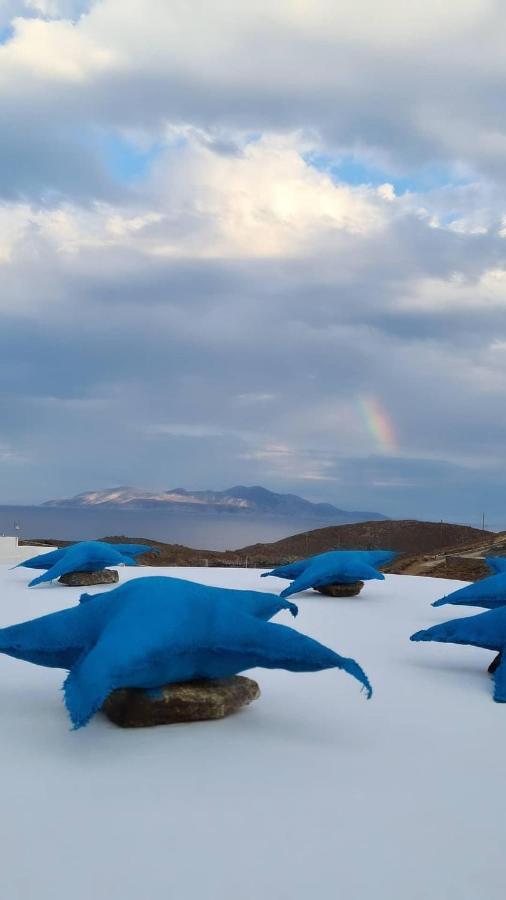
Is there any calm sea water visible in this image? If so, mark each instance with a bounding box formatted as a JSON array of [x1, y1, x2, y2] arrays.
[[0, 505, 335, 551]]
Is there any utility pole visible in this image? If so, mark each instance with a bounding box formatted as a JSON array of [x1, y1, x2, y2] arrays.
[[482, 512, 485, 531]]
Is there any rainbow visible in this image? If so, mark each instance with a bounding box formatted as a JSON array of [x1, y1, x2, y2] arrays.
[[358, 396, 398, 454]]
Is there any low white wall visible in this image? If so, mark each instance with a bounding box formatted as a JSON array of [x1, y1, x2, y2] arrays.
[[0, 537, 55, 565]]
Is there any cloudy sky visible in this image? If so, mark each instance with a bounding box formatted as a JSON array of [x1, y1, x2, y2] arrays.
[[1, 0, 505, 525]]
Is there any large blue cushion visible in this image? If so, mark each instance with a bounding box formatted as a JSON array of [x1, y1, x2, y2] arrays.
[[79, 575, 299, 619], [411, 606, 506, 702], [432, 570, 506, 610], [18, 541, 158, 571], [262, 549, 396, 582], [27, 541, 138, 587], [485, 557, 506, 575], [278, 554, 385, 599], [0, 575, 372, 728]]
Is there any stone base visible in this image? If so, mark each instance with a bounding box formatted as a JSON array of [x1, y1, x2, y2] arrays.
[[101, 676, 261, 728], [58, 569, 119, 587], [315, 581, 364, 597]]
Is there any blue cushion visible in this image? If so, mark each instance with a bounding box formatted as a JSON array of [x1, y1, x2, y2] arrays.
[[27, 541, 138, 587], [17, 547, 67, 570], [17, 541, 158, 571], [261, 549, 396, 581], [79, 575, 299, 620], [278, 554, 385, 599], [109, 543, 159, 558], [432, 571, 506, 610], [411, 607, 506, 702], [485, 557, 506, 575], [0, 575, 372, 728]]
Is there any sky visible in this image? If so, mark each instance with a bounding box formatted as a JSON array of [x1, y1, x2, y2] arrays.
[[1, 0, 506, 525]]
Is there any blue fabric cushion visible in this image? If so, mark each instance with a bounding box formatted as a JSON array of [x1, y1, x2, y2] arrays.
[[0, 575, 372, 728], [411, 606, 506, 702], [261, 549, 396, 582], [485, 557, 506, 575], [79, 575, 299, 619], [27, 541, 138, 587], [279, 555, 385, 599], [432, 570, 506, 610], [17, 541, 158, 571]]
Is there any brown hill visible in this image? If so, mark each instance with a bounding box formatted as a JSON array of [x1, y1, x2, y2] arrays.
[[387, 530, 506, 581], [234, 520, 494, 564], [21, 519, 504, 581]]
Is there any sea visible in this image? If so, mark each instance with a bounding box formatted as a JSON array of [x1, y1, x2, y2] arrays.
[[0, 505, 336, 551]]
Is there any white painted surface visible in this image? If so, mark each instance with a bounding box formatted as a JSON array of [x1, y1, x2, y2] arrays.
[[0, 536, 52, 565], [0, 566, 504, 900]]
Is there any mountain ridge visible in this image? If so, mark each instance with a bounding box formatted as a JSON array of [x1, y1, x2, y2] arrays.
[[43, 484, 387, 524]]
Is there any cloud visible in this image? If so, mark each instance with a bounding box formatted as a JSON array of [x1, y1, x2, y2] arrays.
[[0, 134, 392, 267], [0, 0, 505, 182], [0, 1, 505, 523], [0, 14, 114, 82]]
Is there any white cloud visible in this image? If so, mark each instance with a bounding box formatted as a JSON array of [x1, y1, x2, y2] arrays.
[[152, 134, 389, 257], [1, 0, 505, 180], [397, 268, 506, 312], [271, 0, 489, 45], [0, 15, 115, 82], [239, 442, 339, 482], [0, 133, 392, 269], [1, 0, 506, 514]]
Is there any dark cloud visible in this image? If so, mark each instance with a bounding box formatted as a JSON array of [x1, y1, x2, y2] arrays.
[[0, 2, 505, 521], [0, 206, 505, 516]]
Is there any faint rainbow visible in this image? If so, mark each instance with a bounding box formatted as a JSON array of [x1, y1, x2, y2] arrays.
[[358, 396, 398, 454]]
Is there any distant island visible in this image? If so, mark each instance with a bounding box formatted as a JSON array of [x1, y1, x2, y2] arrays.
[[43, 484, 388, 524]]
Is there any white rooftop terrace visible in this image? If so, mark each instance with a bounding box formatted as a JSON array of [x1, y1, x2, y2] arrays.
[[0, 535, 54, 565], [0, 564, 504, 900]]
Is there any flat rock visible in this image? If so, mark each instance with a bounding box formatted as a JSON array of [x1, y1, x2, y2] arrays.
[[315, 581, 364, 597], [102, 676, 260, 728], [58, 569, 119, 587]]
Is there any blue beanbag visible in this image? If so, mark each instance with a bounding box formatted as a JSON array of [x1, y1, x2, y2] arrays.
[[279, 554, 385, 599], [79, 575, 299, 619], [432, 570, 506, 610], [485, 557, 506, 575], [17, 541, 158, 571], [16, 547, 67, 570], [261, 549, 396, 581], [28, 541, 138, 587], [411, 607, 506, 702], [0, 575, 372, 728], [108, 543, 160, 558]]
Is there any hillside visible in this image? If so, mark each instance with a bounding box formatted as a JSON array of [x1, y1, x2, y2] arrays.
[[22, 519, 504, 580], [234, 519, 494, 565]]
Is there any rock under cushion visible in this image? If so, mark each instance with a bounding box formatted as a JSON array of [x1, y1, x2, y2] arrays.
[[315, 581, 364, 597], [59, 570, 119, 586], [101, 676, 260, 727]]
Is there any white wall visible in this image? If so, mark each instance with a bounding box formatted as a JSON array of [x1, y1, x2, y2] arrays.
[[0, 537, 54, 565]]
